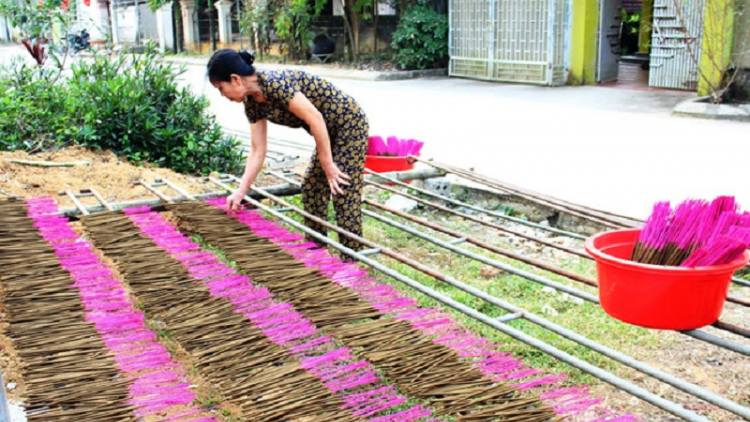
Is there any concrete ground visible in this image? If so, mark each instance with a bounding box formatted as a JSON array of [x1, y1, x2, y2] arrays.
[[3, 44, 748, 219], [178, 58, 748, 220]]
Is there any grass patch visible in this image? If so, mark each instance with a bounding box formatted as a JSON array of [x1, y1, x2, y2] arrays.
[[176, 208, 469, 419], [191, 233, 239, 270], [243, 191, 664, 387], [359, 201, 662, 387]]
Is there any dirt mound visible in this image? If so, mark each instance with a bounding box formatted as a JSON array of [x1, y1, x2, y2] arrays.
[[0, 146, 285, 209]]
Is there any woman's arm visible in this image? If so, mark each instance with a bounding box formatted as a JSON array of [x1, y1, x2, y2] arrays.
[[226, 119, 268, 211], [287, 91, 350, 195]]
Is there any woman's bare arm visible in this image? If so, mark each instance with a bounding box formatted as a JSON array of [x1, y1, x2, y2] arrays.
[[288, 91, 350, 195], [226, 119, 268, 211]]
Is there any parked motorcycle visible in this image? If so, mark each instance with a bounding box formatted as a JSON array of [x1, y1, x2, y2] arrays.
[[68, 29, 90, 54]]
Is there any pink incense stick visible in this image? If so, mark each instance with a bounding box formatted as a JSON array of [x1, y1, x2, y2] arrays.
[[207, 198, 640, 422], [25, 196, 214, 420], [127, 207, 445, 422]]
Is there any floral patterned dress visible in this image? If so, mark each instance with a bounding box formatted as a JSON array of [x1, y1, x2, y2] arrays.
[[244, 69, 369, 251]]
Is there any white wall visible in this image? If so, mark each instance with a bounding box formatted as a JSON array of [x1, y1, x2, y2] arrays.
[[115, 2, 159, 43], [77, 0, 112, 42], [0, 17, 11, 42], [138, 3, 159, 39], [156, 4, 175, 51]]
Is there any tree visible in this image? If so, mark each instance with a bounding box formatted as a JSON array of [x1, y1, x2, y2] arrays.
[[242, 0, 281, 56], [339, 0, 369, 61], [241, 0, 325, 60], [391, 0, 448, 69], [0, 0, 76, 66], [672, 0, 750, 102], [275, 0, 326, 60]]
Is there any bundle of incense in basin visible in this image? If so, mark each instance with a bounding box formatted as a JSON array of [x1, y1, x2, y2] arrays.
[[631, 196, 750, 267], [367, 136, 424, 157]]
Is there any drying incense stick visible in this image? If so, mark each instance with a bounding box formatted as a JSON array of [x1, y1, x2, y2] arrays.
[[24, 197, 215, 421], [171, 199, 632, 422], [0, 199, 136, 422], [207, 198, 639, 421], [83, 210, 365, 422], [124, 207, 455, 421], [162, 202, 567, 421]]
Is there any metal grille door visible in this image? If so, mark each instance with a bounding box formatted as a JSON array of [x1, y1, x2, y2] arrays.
[[449, 0, 568, 85], [597, 0, 623, 82], [649, 0, 706, 90], [449, 0, 492, 79]]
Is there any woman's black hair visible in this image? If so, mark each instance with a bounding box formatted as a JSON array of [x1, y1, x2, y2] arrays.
[[207, 49, 256, 83]]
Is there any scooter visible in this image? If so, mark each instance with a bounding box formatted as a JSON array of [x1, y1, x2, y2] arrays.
[[68, 29, 90, 54]]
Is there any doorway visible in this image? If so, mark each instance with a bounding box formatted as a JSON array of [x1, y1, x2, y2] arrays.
[[596, 0, 622, 82], [595, 0, 705, 91], [596, 0, 650, 86]]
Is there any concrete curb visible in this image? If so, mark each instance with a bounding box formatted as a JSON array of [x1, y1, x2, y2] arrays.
[[673, 95, 750, 121], [163, 56, 447, 81]]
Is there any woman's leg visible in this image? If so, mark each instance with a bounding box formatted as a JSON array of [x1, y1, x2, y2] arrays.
[[302, 150, 332, 246], [331, 116, 369, 252]]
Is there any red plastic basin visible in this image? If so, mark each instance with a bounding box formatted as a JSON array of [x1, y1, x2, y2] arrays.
[[364, 155, 416, 174], [584, 229, 749, 330]]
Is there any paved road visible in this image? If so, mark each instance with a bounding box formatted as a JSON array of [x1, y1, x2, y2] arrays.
[[3, 44, 748, 219], [182, 62, 748, 220]]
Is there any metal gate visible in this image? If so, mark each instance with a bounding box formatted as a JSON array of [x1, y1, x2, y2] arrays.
[[195, 0, 219, 54], [191, 0, 246, 54], [649, 0, 706, 90], [449, 0, 569, 85]]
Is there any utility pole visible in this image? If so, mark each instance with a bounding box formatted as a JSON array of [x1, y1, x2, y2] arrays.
[[2, 16, 11, 42], [134, 0, 140, 45], [110, 0, 121, 44], [209, 6, 216, 51]]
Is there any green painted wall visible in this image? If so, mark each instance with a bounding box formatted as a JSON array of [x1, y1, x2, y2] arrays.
[[638, 0, 653, 53], [569, 0, 599, 85], [698, 0, 736, 95]]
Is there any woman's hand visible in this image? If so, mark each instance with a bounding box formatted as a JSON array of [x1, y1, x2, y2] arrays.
[[226, 189, 246, 212], [226, 120, 267, 214], [323, 162, 351, 195]]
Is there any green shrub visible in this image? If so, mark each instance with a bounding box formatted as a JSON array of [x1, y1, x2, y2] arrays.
[[391, 4, 448, 70], [0, 62, 78, 151], [68, 46, 244, 174], [0, 45, 244, 175]]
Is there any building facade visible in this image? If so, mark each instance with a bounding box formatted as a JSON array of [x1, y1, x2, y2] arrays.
[[450, 0, 749, 94]]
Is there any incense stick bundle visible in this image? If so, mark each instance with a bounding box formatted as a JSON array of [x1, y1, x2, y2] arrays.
[[82, 210, 360, 422], [631, 201, 672, 264], [631, 196, 750, 267], [0, 199, 136, 422], [169, 199, 628, 421], [682, 224, 750, 267], [368, 136, 424, 157]]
